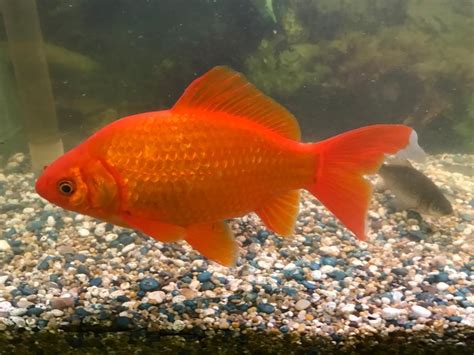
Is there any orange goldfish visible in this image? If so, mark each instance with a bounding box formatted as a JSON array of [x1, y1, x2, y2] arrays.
[[36, 66, 424, 266]]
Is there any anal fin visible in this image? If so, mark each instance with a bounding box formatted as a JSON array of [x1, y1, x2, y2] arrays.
[[186, 221, 238, 267], [255, 190, 300, 237], [119, 212, 186, 242]]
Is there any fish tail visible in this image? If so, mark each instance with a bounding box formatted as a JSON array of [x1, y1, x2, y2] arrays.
[[306, 124, 425, 240]]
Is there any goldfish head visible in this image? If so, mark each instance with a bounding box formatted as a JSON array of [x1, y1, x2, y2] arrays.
[[35, 147, 120, 219]]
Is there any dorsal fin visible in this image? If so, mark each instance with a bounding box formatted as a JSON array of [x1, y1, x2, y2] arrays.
[[172, 66, 301, 141]]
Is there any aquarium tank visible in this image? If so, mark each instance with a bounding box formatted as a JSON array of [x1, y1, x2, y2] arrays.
[[0, 0, 473, 353]]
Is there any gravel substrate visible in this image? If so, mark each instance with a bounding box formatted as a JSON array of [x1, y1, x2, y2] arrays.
[[0, 152, 473, 352]]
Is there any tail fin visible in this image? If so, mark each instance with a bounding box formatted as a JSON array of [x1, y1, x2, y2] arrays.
[[306, 124, 425, 240]]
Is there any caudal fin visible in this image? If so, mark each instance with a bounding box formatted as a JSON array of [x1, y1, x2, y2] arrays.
[[306, 124, 425, 240]]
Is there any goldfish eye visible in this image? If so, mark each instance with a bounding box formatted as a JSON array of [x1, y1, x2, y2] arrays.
[[58, 180, 75, 196]]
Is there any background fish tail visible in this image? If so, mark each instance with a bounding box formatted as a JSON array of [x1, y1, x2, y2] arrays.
[[305, 124, 425, 240]]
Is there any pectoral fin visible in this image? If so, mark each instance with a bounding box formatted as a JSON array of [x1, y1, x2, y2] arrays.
[[186, 221, 238, 267], [119, 212, 186, 242]]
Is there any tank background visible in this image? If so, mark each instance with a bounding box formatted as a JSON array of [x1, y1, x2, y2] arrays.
[[0, 0, 472, 153]]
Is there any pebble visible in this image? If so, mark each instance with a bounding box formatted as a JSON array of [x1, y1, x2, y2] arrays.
[[0, 240, 11, 251], [78, 228, 90, 237], [257, 303, 275, 314], [411, 305, 432, 318], [295, 299, 311, 311], [0, 152, 471, 347], [148, 291, 165, 304], [437, 282, 450, 292], [319, 246, 340, 257], [94, 225, 106, 237], [139, 278, 160, 292], [382, 307, 401, 320]]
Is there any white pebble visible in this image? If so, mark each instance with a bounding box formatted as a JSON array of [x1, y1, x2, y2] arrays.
[[320, 265, 334, 274], [22, 207, 35, 214], [411, 305, 432, 318], [319, 245, 340, 257], [46, 216, 56, 227], [382, 307, 401, 320], [0, 275, 8, 285], [94, 225, 106, 237], [323, 302, 336, 314], [121, 243, 136, 254], [437, 282, 450, 292], [0, 240, 11, 252], [0, 301, 13, 313], [51, 309, 64, 317], [312, 270, 322, 281], [78, 228, 90, 237], [295, 299, 311, 311], [340, 304, 355, 314], [148, 291, 165, 304]]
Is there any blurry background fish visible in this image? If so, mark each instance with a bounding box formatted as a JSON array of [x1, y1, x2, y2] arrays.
[[376, 159, 453, 216]]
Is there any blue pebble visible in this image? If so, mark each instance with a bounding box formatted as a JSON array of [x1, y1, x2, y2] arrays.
[[257, 303, 275, 314], [217, 276, 228, 284], [140, 246, 150, 255], [321, 257, 337, 266], [460, 300, 474, 308], [110, 232, 134, 247], [27, 307, 44, 316], [47, 230, 59, 241], [279, 250, 289, 258], [180, 276, 192, 284], [4, 228, 17, 238], [435, 272, 450, 283], [468, 199, 474, 208], [200, 281, 215, 291], [26, 220, 43, 232], [173, 303, 186, 314], [138, 303, 152, 310], [460, 213, 473, 222], [309, 262, 320, 270], [447, 316, 462, 322], [113, 316, 131, 329], [391, 268, 408, 277], [74, 254, 87, 262], [279, 325, 289, 333], [183, 300, 197, 310], [99, 311, 110, 320], [282, 287, 297, 296], [116, 295, 130, 302], [416, 292, 436, 303], [301, 280, 317, 290], [328, 270, 346, 281], [407, 230, 424, 241], [37, 256, 53, 270], [75, 308, 90, 317], [197, 271, 212, 282], [245, 293, 258, 302], [257, 230, 269, 240], [36, 319, 48, 328], [139, 277, 160, 291], [238, 304, 249, 312], [19, 284, 37, 296], [10, 289, 22, 298], [224, 303, 237, 313], [76, 265, 89, 275], [246, 252, 256, 261], [89, 277, 103, 287], [49, 274, 61, 283]]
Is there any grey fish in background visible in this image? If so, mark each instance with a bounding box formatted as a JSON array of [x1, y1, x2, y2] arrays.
[[377, 160, 453, 216]]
